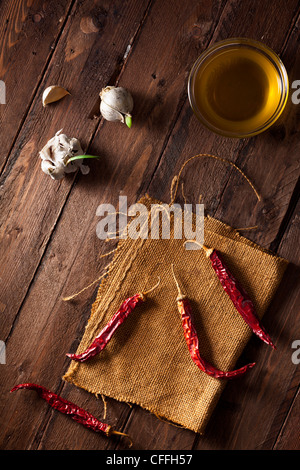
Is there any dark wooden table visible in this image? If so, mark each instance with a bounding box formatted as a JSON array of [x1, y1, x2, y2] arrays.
[[0, 0, 299, 452]]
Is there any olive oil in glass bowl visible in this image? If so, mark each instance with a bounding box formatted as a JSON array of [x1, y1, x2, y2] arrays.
[[188, 38, 289, 138]]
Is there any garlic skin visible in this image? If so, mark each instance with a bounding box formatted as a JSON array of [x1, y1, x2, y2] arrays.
[[42, 86, 70, 107], [100, 86, 133, 126], [39, 129, 90, 180]]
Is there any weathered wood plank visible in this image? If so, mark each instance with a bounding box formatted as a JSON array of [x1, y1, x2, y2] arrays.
[[263, 199, 300, 451], [191, 17, 300, 449], [6, 0, 228, 451], [274, 389, 300, 450], [0, 0, 75, 174]]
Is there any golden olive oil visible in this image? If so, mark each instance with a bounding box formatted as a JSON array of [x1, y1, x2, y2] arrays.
[[193, 47, 282, 135]]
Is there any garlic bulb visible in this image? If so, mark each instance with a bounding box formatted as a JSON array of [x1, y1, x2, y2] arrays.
[[42, 86, 70, 107], [100, 86, 133, 127], [39, 129, 90, 180]]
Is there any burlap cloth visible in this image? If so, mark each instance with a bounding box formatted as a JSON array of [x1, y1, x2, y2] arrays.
[[63, 195, 288, 434]]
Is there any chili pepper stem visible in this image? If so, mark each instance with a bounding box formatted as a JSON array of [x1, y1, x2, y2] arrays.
[[109, 429, 133, 448], [171, 264, 186, 301], [183, 239, 214, 257], [201, 245, 214, 257]]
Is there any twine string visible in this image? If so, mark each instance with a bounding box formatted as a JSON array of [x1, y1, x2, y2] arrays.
[[170, 153, 261, 205], [62, 263, 111, 301]]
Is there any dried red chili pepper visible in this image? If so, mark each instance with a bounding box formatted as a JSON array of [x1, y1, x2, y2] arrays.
[[171, 265, 255, 379], [67, 278, 160, 362], [202, 245, 276, 349], [10, 383, 132, 445]]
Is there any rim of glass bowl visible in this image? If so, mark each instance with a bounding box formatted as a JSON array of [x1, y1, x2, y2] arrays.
[[187, 38, 289, 138]]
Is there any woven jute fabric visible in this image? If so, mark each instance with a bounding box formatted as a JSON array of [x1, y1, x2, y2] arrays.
[[63, 195, 288, 434]]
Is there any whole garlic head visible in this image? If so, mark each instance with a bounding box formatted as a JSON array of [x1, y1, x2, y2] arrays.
[[100, 86, 133, 127], [39, 129, 90, 180]]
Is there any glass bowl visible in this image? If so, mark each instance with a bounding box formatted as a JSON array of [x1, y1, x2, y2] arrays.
[[187, 38, 289, 138]]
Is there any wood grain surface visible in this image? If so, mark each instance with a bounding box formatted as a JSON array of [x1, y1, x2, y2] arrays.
[[0, 0, 299, 451]]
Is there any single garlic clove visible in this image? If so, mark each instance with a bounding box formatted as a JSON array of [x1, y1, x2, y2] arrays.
[[41, 160, 65, 180], [41, 159, 55, 174], [63, 161, 81, 174], [42, 86, 70, 107], [100, 101, 125, 123], [99, 86, 133, 126], [49, 167, 66, 180]]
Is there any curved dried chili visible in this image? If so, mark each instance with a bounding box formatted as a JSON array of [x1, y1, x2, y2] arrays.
[[10, 383, 132, 445], [171, 265, 255, 379], [202, 245, 276, 349], [67, 278, 160, 362]]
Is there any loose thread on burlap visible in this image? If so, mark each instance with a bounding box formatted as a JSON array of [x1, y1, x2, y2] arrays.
[[154, 412, 186, 429], [103, 209, 159, 240], [101, 394, 107, 420], [95, 392, 108, 420], [102, 211, 133, 239], [63, 212, 159, 318], [142, 276, 161, 295], [183, 239, 206, 251], [62, 209, 152, 302], [235, 225, 258, 231], [170, 176, 178, 203], [62, 263, 111, 301], [105, 204, 174, 238], [98, 247, 118, 259], [62, 211, 133, 301]]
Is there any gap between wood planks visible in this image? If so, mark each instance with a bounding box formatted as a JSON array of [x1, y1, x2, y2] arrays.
[[269, 176, 300, 253], [0, 0, 77, 179], [272, 383, 300, 449]]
